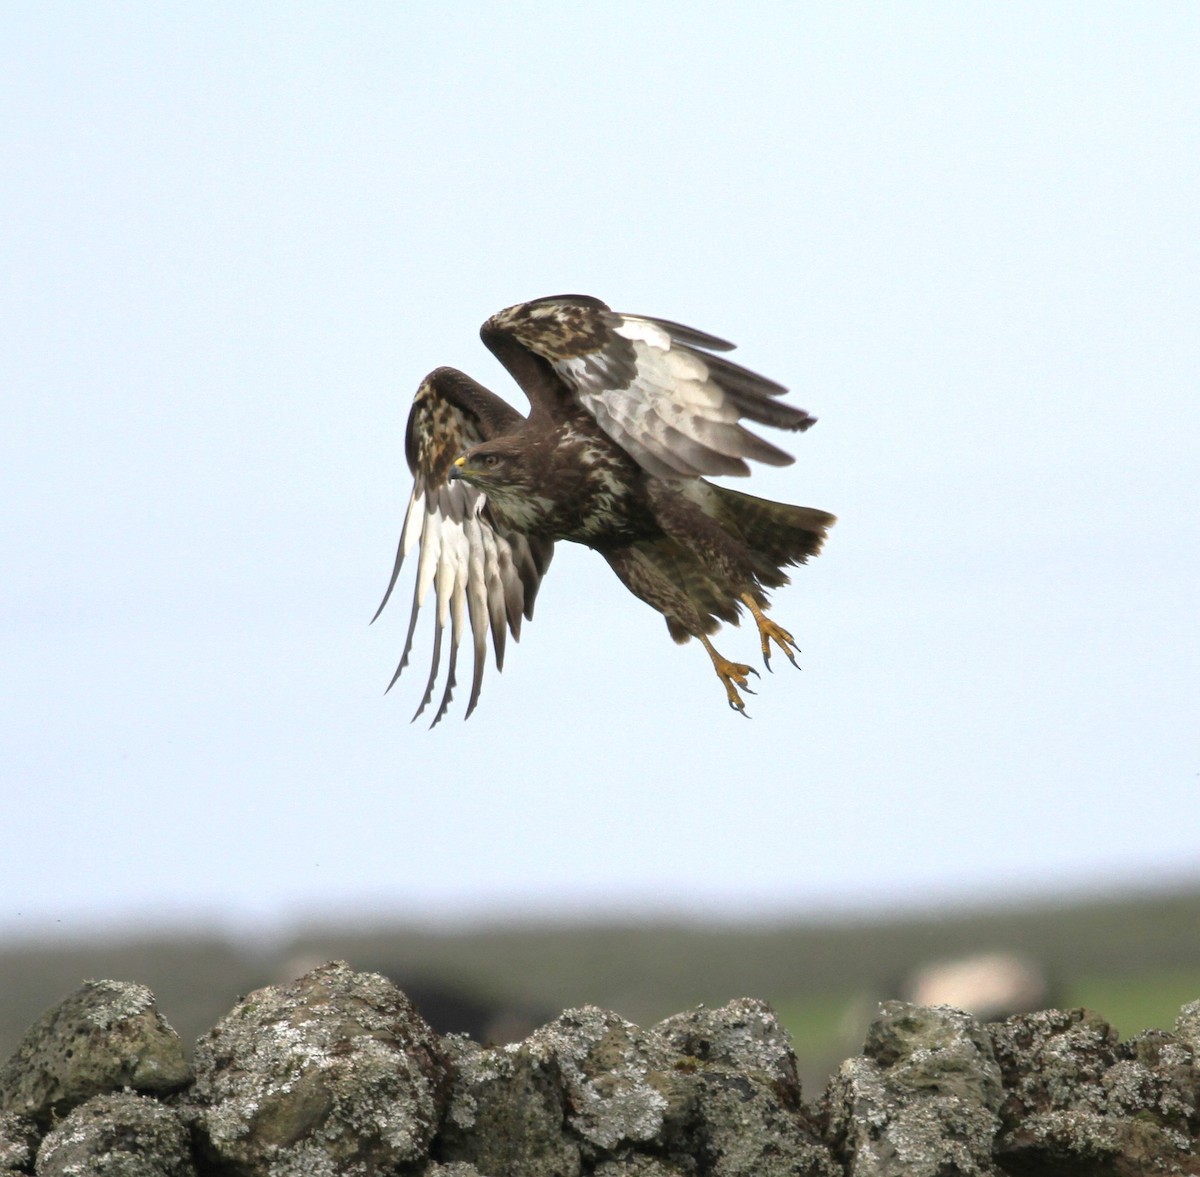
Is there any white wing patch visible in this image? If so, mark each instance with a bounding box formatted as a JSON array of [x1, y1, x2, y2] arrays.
[[553, 314, 807, 480], [378, 478, 549, 727]]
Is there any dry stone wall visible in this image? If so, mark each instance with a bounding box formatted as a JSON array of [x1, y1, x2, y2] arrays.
[[1, 961, 1198, 1176]]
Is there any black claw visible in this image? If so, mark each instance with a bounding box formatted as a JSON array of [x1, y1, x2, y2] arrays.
[[762, 652, 774, 673], [746, 665, 761, 680]]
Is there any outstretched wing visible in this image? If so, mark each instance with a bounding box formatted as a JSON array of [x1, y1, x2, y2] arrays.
[[481, 295, 817, 480], [373, 367, 553, 726]]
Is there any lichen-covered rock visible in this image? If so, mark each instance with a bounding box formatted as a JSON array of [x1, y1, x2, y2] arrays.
[[990, 1006, 1118, 1118], [3, 971, 1199, 1175], [0, 1111, 40, 1172], [827, 1001, 1004, 1176], [677, 1068, 836, 1176], [441, 998, 835, 1177], [0, 981, 191, 1128], [34, 1092, 195, 1176], [1175, 999, 1200, 1055], [1105, 1029, 1198, 1130], [647, 1000, 836, 1177], [526, 1007, 668, 1153], [437, 1032, 582, 1176], [650, 999, 800, 1088], [591, 1156, 690, 1176], [990, 1007, 1200, 1175], [187, 960, 446, 1176]]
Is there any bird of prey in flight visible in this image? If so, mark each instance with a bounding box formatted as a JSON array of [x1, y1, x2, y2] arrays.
[[374, 295, 835, 725]]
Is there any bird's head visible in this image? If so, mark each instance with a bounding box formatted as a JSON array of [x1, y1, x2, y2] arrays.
[[449, 439, 528, 496]]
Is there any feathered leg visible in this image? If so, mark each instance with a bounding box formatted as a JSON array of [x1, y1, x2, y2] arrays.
[[602, 543, 763, 716]]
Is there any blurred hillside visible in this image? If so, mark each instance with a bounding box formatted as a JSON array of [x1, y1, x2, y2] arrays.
[[3, 885, 1198, 1094]]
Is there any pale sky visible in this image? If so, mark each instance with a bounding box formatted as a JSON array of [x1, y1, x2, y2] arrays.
[[2, 3, 1198, 940]]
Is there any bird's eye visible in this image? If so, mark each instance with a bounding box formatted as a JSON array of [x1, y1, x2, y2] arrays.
[[482, 454, 500, 468]]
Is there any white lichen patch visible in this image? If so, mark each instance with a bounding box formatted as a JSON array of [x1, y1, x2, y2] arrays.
[[79, 980, 156, 1028], [651, 998, 799, 1085], [527, 1007, 668, 1150]]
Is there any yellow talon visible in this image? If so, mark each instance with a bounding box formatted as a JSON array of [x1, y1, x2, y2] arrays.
[[740, 593, 801, 671], [699, 634, 758, 717]]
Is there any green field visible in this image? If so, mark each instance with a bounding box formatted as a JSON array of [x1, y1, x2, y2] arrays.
[[1066, 968, 1200, 1039]]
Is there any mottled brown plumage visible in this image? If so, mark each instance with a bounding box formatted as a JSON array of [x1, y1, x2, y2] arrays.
[[375, 295, 835, 724]]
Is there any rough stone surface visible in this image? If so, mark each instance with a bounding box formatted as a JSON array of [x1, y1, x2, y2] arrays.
[[646, 1000, 835, 1177], [990, 1006, 1200, 1175], [0, 981, 191, 1127], [187, 960, 447, 1176], [591, 1158, 690, 1177], [650, 998, 800, 1083], [525, 1007, 669, 1153], [826, 1001, 1005, 1176], [1176, 999, 1200, 1054], [2, 967, 1200, 1175], [439, 997, 834, 1177], [0, 1111, 40, 1172], [34, 1092, 194, 1176], [437, 1030, 583, 1176]]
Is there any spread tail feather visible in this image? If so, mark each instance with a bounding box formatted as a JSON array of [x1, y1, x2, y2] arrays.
[[696, 483, 835, 588]]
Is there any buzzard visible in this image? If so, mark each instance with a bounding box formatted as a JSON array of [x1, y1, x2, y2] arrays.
[[374, 295, 835, 725]]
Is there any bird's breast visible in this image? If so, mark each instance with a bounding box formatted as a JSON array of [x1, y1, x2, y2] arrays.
[[490, 429, 657, 545]]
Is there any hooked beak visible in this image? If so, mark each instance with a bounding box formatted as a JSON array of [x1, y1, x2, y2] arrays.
[[448, 454, 467, 481]]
